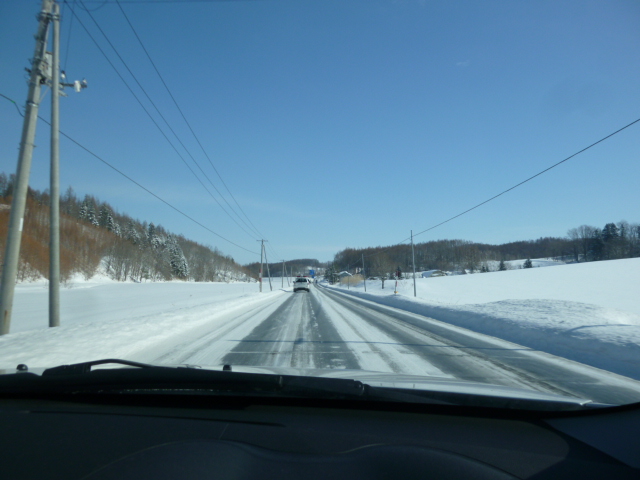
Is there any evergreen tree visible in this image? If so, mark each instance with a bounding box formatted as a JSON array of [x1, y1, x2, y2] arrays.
[[147, 223, 161, 249], [103, 209, 116, 233], [589, 229, 604, 261], [87, 202, 99, 226], [602, 223, 619, 243], [108, 217, 120, 236], [523, 258, 533, 268], [498, 259, 507, 271], [98, 206, 110, 228], [168, 237, 189, 278], [0, 172, 8, 197], [78, 201, 88, 221]]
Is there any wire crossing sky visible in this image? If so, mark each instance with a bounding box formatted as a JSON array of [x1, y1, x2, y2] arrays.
[[1, 0, 639, 264]]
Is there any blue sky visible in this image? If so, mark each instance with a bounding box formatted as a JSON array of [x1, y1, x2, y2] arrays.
[[1, 0, 639, 265]]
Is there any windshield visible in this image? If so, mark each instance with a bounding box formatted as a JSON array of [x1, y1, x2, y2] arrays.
[[1, 0, 639, 409]]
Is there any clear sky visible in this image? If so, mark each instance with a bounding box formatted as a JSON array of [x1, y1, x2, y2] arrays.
[[1, 0, 639, 265]]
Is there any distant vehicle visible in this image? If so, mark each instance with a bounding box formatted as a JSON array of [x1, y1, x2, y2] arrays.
[[293, 276, 311, 293]]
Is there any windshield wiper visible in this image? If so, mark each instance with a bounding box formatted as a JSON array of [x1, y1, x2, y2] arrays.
[[42, 359, 154, 375], [0, 359, 599, 411], [1, 359, 368, 401]]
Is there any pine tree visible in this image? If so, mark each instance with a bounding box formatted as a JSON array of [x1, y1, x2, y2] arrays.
[[589, 229, 604, 261], [147, 223, 161, 249], [0, 172, 8, 197], [87, 202, 99, 226], [602, 223, 619, 243], [109, 218, 120, 236], [498, 259, 507, 271], [98, 206, 110, 228], [78, 201, 88, 221], [168, 237, 189, 279], [104, 210, 118, 234], [523, 258, 533, 268]]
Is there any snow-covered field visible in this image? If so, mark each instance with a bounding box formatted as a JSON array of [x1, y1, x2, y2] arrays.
[[0, 276, 286, 369], [1, 259, 639, 383], [327, 258, 640, 380]]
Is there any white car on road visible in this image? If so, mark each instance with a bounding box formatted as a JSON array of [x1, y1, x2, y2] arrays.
[[293, 277, 311, 293]]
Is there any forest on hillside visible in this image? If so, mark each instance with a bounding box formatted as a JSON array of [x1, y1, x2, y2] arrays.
[[331, 220, 640, 279], [0, 173, 250, 283]]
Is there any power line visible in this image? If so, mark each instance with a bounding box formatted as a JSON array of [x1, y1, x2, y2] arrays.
[[76, 0, 110, 11], [69, 2, 259, 240], [0, 94, 23, 117], [61, 0, 77, 71], [350, 116, 640, 265], [80, 0, 262, 3], [411, 116, 640, 239], [50, 126, 260, 255], [114, 0, 266, 240], [1, 93, 259, 255]]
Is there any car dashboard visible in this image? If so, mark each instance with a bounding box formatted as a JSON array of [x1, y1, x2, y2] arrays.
[[1, 393, 639, 479]]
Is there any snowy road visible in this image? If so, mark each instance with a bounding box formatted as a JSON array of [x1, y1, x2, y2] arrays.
[[142, 284, 640, 405]]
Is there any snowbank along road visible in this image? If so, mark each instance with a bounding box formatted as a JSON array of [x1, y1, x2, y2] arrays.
[[143, 285, 640, 405]]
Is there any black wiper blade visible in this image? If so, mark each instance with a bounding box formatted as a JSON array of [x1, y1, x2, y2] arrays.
[[1, 360, 597, 411], [42, 359, 154, 376], [1, 360, 367, 400]]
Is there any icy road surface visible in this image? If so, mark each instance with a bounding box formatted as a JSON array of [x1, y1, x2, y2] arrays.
[[137, 285, 640, 405]]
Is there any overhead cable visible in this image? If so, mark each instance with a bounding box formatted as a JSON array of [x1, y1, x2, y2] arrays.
[[1, 93, 259, 255], [357, 116, 640, 264], [411, 117, 640, 239], [44, 117, 260, 255], [115, 0, 267, 240], [71, 1, 259, 240]]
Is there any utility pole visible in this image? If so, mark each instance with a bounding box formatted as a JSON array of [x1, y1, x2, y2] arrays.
[[281, 260, 285, 288], [48, 2, 85, 327], [263, 247, 273, 291], [0, 0, 53, 335], [49, 0, 61, 328], [362, 254, 366, 292], [258, 240, 264, 292], [411, 230, 417, 297]]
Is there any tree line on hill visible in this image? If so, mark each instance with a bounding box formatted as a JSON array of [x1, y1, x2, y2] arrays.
[[331, 220, 640, 279], [0, 173, 250, 283]]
